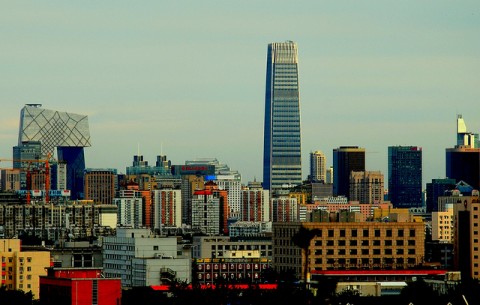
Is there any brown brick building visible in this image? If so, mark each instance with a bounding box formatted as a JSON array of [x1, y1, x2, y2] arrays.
[[273, 221, 425, 280]]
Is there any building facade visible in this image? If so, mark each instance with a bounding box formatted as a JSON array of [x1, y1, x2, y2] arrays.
[[309, 151, 326, 182], [349, 171, 384, 204], [241, 182, 270, 222], [18, 104, 91, 199], [0, 202, 117, 240], [388, 146, 423, 208], [333, 146, 365, 198], [426, 178, 456, 212], [102, 228, 191, 286], [263, 41, 302, 191], [0, 239, 50, 299], [191, 190, 225, 235], [40, 268, 121, 305], [446, 146, 480, 191], [152, 189, 182, 229], [114, 189, 143, 228], [453, 193, 480, 280], [84, 168, 117, 205], [273, 221, 425, 280]]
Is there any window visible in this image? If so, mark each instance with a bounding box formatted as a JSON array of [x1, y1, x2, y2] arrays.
[[385, 249, 392, 255], [361, 240, 369, 246], [338, 249, 346, 255], [363, 229, 369, 237], [385, 240, 392, 246], [373, 249, 381, 255], [374, 229, 380, 237], [153, 246, 159, 251], [338, 240, 346, 246], [351, 229, 357, 237], [362, 249, 369, 255], [398, 229, 404, 237], [410, 229, 416, 237], [340, 229, 346, 237], [408, 240, 415, 246], [373, 240, 381, 246], [328, 230, 334, 237], [327, 240, 334, 246], [350, 240, 357, 246], [386, 230, 392, 237], [396, 249, 404, 255], [396, 240, 404, 246], [408, 249, 416, 255]]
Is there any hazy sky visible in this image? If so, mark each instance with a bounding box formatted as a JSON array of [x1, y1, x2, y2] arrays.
[[1, 1, 480, 186]]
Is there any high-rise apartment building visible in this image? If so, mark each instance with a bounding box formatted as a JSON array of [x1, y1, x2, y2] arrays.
[[388, 146, 423, 208], [153, 189, 182, 229], [181, 175, 205, 225], [241, 181, 270, 222], [333, 146, 365, 197], [114, 190, 143, 228], [309, 151, 326, 182], [84, 168, 117, 205], [349, 171, 384, 204], [18, 104, 91, 199], [263, 41, 302, 191], [191, 190, 222, 235]]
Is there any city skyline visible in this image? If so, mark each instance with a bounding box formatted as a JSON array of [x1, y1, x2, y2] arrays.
[[1, 2, 480, 186]]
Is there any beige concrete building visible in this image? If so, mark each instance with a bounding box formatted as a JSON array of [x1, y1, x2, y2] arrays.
[[1, 239, 50, 299], [349, 171, 384, 204], [453, 193, 480, 280], [273, 221, 425, 280], [192, 236, 272, 260], [432, 204, 454, 242]]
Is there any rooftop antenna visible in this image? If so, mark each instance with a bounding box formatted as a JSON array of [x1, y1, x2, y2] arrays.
[[137, 143, 140, 156]]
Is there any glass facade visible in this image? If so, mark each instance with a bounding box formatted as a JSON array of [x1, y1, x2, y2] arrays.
[[18, 105, 91, 199], [388, 146, 423, 208], [333, 146, 365, 197], [263, 41, 302, 191], [19, 104, 91, 157]]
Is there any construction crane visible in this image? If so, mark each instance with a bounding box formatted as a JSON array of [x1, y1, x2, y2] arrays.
[[0, 153, 52, 204]]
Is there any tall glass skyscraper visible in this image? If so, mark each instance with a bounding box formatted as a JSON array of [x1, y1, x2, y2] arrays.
[[263, 41, 302, 191], [388, 146, 423, 208]]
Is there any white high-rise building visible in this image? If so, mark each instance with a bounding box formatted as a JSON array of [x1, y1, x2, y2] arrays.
[[114, 190, 143, 228], [310, 151, 326, 182], [214, 175, 242, 219]]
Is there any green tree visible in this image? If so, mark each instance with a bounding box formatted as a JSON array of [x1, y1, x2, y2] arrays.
[[291, 225, 321, 286]]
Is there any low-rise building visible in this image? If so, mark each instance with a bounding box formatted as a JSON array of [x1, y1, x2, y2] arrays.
[[0, 239, 50, 299], [40, 267, 121, 305], [102, 227, 191, 287], [273, 219, 425, 280]]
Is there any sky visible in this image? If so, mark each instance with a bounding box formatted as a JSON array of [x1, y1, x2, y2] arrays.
[[1, 1, 480, 187]]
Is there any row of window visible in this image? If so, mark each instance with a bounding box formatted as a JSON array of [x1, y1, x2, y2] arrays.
[[1, 257, 33, 263], [313, 239, 416, 247]]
